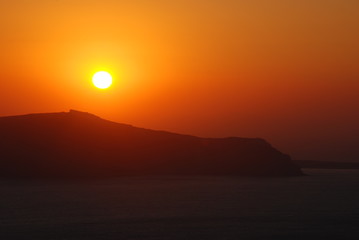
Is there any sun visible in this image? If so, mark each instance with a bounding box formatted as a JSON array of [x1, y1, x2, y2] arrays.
[[92, 71, 112, 89]]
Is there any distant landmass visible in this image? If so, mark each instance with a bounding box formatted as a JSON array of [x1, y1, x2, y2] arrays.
[[0, 110, 303, 178], [294, 160, 359, 169]]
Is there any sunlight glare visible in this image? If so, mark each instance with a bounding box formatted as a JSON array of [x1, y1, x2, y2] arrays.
[[92, 71, 112, 89]]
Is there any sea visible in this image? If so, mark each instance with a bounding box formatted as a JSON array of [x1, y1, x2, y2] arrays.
[[0, 169, 358, 240]]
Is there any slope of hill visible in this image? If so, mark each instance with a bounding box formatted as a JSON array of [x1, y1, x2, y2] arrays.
[[0, 110, 303, 178]]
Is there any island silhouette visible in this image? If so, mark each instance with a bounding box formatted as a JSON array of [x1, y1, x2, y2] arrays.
[[0, 110, 303, 178]]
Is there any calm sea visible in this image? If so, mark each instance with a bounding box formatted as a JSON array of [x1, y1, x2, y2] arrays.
[[1, 169, 359, 240]]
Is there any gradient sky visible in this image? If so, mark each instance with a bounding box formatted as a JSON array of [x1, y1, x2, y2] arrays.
[[1, 0, 358, 161]]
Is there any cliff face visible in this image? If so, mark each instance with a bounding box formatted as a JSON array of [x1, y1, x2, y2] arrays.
[[0, 110, 303, 178]]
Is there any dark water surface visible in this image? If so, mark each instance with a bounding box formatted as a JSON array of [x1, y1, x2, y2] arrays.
[[1, 169, 359, 239]]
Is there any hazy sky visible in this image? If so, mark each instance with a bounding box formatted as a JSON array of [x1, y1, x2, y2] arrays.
[[1, 0, 358, 161]]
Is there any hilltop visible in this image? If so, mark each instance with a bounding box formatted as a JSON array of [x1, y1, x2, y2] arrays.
[[0, 110, 303, 178]]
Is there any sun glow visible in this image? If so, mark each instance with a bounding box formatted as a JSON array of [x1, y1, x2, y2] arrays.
[[92, 71, 113, 89]]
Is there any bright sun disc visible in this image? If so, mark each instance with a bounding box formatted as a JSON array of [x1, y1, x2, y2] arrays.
[[92, 71, 112, 89]]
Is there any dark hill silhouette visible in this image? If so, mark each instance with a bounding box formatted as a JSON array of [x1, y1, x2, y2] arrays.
[[0, 110, 303, 178]]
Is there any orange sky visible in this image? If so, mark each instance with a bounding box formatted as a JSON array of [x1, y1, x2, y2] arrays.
[[1, 0, 358, 161]]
